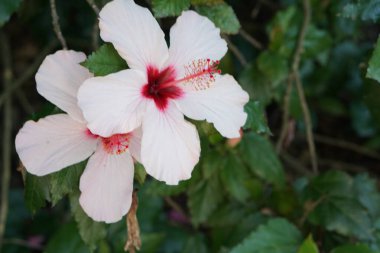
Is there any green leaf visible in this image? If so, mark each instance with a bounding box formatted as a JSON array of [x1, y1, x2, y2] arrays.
[[82, 43, 128, 76], [191, 0, 223, 4], [230, 218, 302, 253], [24, 173, 50, 214], [353, 174, 380, 219], [0, 0, 22, 26], [239, 132, 285, 188], [220, 154, 251, 202], [182, 234, 208, 253], [206, 202, 250, 227], [44, 222, 90, 253], [305, 171, 373, 240], [243, 100, 271, 134], [367, 36, 380, 83], [152, 0, 190, 18], [202, 149, 222, 179], [361, 0, 380, 21], [195, 3, 240, 34], [140, 233, 166, 253], [134, 163, 147, 185], [70, 192, 107, 252], [297, 235, 319, 253], [146, 178, 190, 196], [257, 51, 288, 87], [239, 64, 273, 105], [49, 161, 86, 205], [331, 244, 376, 253], [187, 176, 223, 226]]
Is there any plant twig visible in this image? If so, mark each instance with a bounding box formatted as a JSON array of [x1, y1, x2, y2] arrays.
[[85, 0, 100, 14], [277, 0, 318, 174], [313, 134, 380, 161], [294, 70, 318, 173], [239, 29, 263, 49], [223, 36, 247, 66], [124, 191, 141, 253], [280, 152, 313, 177], [276, 74, 294, 152], [50, 0, 67, 49], [0, 40, 58, 109], [164, 197, 187, 218], [299, 196, 325, 226], [92, 22, 99, 50], [0, 32, 13, 253]]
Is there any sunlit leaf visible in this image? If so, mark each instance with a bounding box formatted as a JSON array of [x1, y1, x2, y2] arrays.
[[152, 0, 190, 18], [195, 3, 240, 34], [82, 43, 127, 76], [230, 218, 302, 253]]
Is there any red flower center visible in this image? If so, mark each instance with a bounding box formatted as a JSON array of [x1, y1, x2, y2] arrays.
[[141, 66, 183, 111], [101, 133, 130, 155], [86, 129, 130, 155]]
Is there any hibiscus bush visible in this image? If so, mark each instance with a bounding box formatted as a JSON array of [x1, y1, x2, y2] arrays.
[[2, 0, 380, 252]]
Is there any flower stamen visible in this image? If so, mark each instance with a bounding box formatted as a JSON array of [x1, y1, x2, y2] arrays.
[[102, 133, 130, 155], [160, 59, 221, 90]]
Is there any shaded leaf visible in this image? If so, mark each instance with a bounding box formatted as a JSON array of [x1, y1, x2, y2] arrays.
[[305, 171, 373, 241], [331, 244, 376, 253], [24, 173, 50, 214], [243, 100, 271, 134], [70, 192, 107, 252], [187, 176, 223, 226], [82, 43, 127, 76], [0, 0, 22, 26], [49, 161, 86, 205], [220, 154, 251, 202], [230, 218, 302, 253], [182, 234, 208, 253], [239, 132, 285, 187], [152, 0, 190, 18], [195, 3, 240, 34], [44, 222, 90, 253], [146, 178, 190, 196]]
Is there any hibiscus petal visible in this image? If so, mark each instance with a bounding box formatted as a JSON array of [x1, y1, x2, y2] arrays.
[[15, 114, 98, 176], [141, 102, 200, 185], [129, 127, 142, 163], [36, 50, 93, 122], [176, 74, 249, 138], [79, 147, 134, 223], [78, 69, 147, 137], [167, 11, 227, 78], [99, 0, 168, 71]]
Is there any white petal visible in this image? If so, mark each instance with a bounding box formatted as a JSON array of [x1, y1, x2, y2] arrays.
[[78, 69, 147, 137], [15, 114, 98, 176], [36, 50, 93, 122], [176, 74, 249, 138], [141, 102, 200, 185], [129, 127, 142, 163], [99, 0, 168, 71], [167, 11, 227, 77], [79, 147, 134, 223]]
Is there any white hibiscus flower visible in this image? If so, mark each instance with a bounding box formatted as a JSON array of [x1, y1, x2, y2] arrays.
[[15, 50, 141, 223], [77, 0, 249, 185]]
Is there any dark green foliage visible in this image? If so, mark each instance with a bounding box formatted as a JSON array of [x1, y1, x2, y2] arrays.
[[8, 0, 380, 252], [0, 0, 22, 26]]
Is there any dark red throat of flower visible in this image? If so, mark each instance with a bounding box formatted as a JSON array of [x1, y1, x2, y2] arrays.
[[141, 59, 221, 111]]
